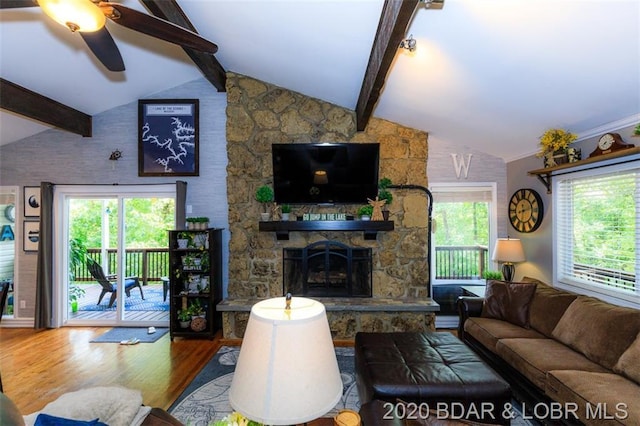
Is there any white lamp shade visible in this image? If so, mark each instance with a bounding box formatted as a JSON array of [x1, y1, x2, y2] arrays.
[[229, 297, 342, 425], [491, 238, 526, 263], [37, 0, 106, 32]]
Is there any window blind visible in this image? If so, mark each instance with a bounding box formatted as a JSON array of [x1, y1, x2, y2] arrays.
[[556, 167, 638, 294]]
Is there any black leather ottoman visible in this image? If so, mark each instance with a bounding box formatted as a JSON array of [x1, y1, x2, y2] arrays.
[[355, 332, 512, 424]]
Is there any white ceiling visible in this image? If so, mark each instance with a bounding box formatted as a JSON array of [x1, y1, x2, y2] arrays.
[[1, 0, 639, 161]]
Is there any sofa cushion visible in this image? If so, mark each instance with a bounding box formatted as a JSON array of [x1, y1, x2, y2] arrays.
[[495, 338, 609, 391], [521, 277, 578, 337], [464, 317, 544, 354], [613, 332, 640, 385], [546, 371, 640, 426], [552, 296, 640, 370], [481, 280, 537, 328]]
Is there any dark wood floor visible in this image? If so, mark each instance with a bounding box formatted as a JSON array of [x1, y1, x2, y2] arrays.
[[0, 327, 234, 415]]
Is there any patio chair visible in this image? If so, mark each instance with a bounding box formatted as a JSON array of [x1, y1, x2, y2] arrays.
[[87, 259, 144, 308]]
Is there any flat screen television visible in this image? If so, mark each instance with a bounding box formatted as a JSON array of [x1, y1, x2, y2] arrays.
[[272, 143, 380, 204]]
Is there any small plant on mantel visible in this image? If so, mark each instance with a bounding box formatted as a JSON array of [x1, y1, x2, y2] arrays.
[[255, 185, 274, 220], [358, 205, 373, 219]]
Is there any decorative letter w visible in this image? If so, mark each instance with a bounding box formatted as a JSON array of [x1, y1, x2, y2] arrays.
[[451, 153, 473, 179]]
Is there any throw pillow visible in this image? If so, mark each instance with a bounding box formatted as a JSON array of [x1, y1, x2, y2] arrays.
[[613, 332, 640, 385], [34, 414, 106, 426], [480, 280, 537, 328], [552, 296, 640, 370]]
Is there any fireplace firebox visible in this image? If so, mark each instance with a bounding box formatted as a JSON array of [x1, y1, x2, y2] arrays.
[[283, 241, 372, 297]]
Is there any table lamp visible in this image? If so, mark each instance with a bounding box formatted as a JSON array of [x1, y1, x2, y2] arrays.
[[491, 238, 526, 282], [229, 295, 343, 425]]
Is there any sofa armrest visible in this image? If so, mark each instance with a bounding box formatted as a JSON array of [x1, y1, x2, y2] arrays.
[[457, 296, 484, 341]]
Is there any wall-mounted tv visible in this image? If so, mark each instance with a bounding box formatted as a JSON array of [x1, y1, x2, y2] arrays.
[[272, 143, 380, 205]]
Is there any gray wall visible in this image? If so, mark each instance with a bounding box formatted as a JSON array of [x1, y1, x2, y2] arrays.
[[0, 78, 229, 320], [506, 124, 639, 285]]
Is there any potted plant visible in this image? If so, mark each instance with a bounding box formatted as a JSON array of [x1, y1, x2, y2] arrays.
[[536, 128, 578, 167], [482, 270, 503, 281], [189, 299, 205, 319], [378, 177, 393, 220], [255, 185, 274, 221], [634, 123, 640, 136], [177, 232, 191, 249], [177, 309, 191, 328], [186, 216, 210, 230], [281, 204, 292, 221], [69, 285, 85, 313], [358, 205, 373, 221]]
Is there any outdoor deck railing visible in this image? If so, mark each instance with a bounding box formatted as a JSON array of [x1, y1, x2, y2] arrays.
[[435, 245, 489, 280], [74, 248, 169, 285]]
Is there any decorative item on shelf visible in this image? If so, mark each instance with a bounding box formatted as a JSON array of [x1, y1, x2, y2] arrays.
[[357, 205, 373, 221], [536, 128, 578, 168], [378, 177, 393, 220], [588, 133, 635, 158], [567, 147, 581, 163], [280, 204, 291, 221], [190, 316, 207, 332], [176, 232, 191, 249], [255, 185, 274, 221], [187, 274, 201, 293], [189, 298, 205, 318], [192, 232, 208, 248], [186, 217, 209, 230], [229, 296, 342, 425], [367, 197, 386, 221], [177, 309, 191, 328], [491, 238, 526, 282], [634, 123, 640, 136]]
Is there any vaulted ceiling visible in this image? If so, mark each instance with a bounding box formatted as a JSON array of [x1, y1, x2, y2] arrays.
[[1, 0, 639, 161]]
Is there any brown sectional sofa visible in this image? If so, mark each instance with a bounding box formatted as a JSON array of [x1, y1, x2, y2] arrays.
[[458, 278, 640, 425]]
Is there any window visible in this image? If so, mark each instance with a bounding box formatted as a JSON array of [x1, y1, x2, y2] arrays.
[[431, 184, 497, 284], [555, 161, 639, 305]]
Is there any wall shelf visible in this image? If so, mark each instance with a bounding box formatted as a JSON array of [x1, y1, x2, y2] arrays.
[[259, 220, 394, 240], [528, 146, 640, 193]]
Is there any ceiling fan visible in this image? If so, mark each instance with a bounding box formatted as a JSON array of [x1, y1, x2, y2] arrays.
[[0, 0, 218, 72]]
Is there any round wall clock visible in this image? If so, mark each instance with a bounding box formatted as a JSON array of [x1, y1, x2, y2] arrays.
[[509, 188, 544, 233]]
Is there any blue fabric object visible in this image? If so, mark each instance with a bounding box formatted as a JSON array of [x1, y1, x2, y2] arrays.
[[35, 413, 107, 426]]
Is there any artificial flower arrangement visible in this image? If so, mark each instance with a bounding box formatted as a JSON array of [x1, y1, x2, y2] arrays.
[[536, 128, 578, 158], [211, 412, 263, 426]]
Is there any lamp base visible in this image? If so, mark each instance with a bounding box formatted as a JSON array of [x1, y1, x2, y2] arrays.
[[502, 263, 515, 282]]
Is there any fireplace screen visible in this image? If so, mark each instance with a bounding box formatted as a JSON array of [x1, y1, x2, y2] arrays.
[[283, 240, 372, 297]]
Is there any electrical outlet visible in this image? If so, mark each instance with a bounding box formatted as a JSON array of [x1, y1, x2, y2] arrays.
[[186, 205, 193, 214], [19, 300, 26, 309]]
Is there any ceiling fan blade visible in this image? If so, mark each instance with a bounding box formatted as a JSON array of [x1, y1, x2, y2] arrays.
[[80, 27, 125, 72], [0, 0, 37, 9], [99, 2, 218, 54]]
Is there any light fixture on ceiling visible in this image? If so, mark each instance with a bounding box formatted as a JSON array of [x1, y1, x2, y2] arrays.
[[399, 34, 417, 52], [491, 238, 526, 282], [420, 0, 445, 9], [37, 0, 106, 32], [229, 295, 342, 424]]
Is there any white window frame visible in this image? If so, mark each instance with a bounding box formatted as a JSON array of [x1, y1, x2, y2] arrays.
[[430, 182, 498, 286], [553, 159, 640, 309]]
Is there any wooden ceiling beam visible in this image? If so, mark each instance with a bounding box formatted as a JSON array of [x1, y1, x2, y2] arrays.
[[356, 0, 419, 131], [0, 78, 92, 137], [141, 0, 227, 92]]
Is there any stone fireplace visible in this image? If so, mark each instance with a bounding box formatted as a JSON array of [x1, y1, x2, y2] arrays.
[[220, 73, 437, 339], [284, 241, 372, 298]]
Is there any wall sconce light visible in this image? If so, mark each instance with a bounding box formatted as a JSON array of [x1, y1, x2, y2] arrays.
[[109, 150, 122, 161], [420, 0, 445, 9], [399, 35, 417, 52]]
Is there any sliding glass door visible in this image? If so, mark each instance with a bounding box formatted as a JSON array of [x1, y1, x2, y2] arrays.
[[58, 185, 175, 327]]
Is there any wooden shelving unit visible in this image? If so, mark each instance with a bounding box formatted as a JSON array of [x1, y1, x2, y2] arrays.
[[528, 146, 640, 193], [258, 220, 394, 240]]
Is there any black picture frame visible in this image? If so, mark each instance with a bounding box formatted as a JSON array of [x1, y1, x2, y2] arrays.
[[23, 221, 39, 252], [23, 186, 40, 218], [138, 99, 199, 176]]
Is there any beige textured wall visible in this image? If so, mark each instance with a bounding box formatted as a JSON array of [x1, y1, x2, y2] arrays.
[[226, 73, 430, 301]]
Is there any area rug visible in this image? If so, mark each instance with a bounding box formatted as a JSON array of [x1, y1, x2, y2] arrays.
[[90, 327, 169, 343], [79, 286, 169, 312], [169, 346, 538, 426], [169, 346, 359, 426]]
